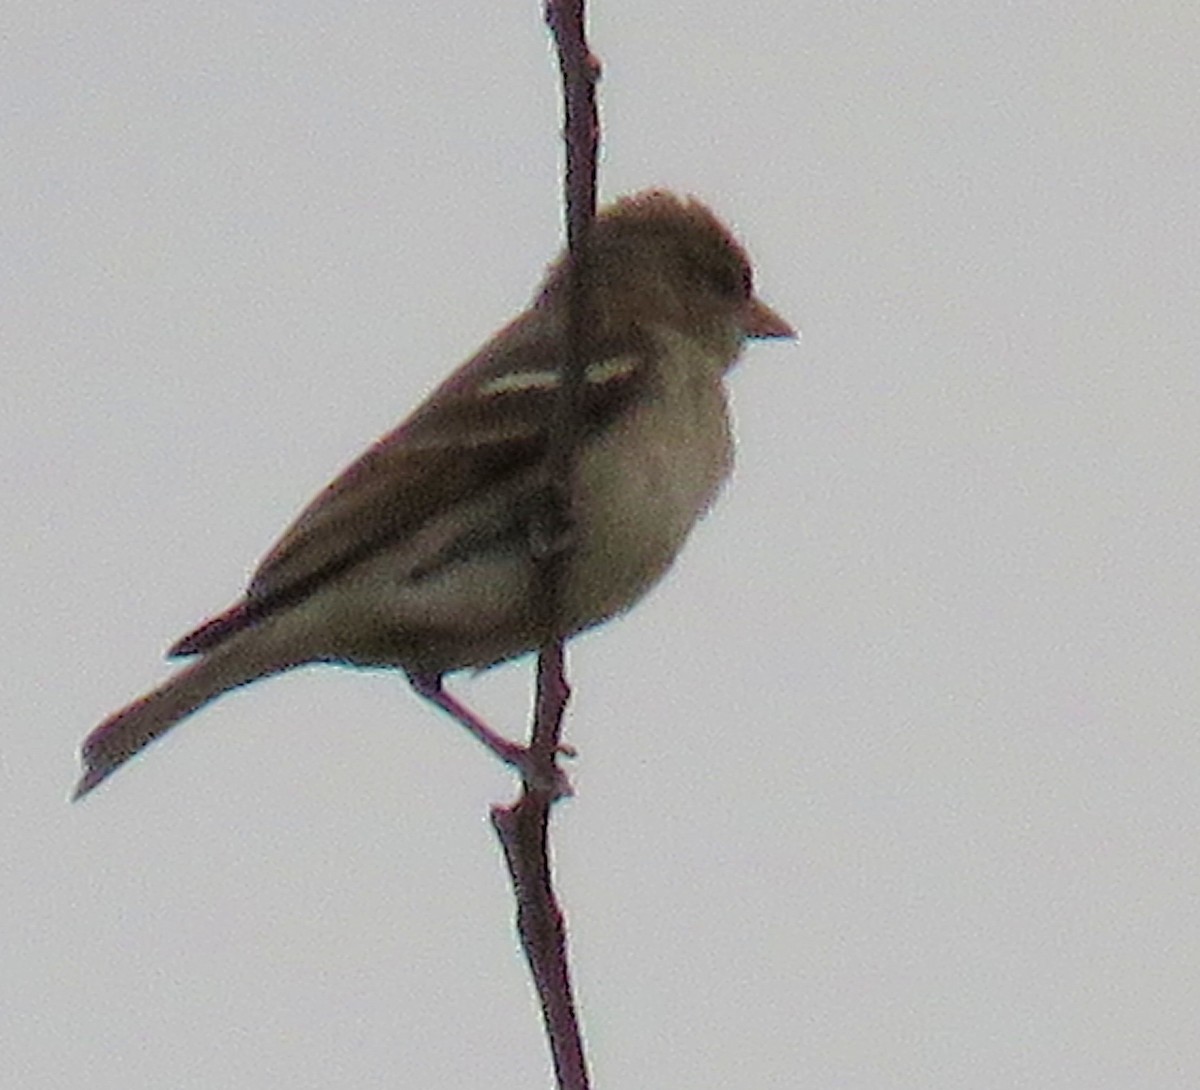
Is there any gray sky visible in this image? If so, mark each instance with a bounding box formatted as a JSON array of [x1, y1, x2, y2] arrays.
[[5, 3, 1199, 1087]]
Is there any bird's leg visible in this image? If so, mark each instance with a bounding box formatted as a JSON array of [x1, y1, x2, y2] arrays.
[[408, 672, 527, 766], [407, 672, 573, 797]]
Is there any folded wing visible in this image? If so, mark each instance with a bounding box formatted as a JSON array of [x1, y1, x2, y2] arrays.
[[170, 314, 652, 657]]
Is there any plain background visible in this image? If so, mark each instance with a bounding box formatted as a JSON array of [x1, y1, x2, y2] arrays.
[[5, 3, 1199, 1087]]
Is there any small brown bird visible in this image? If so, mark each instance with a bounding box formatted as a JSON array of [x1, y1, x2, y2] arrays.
[[74, 190, 795, 800]]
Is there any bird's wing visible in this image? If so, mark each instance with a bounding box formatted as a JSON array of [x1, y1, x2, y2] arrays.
[[170, 313, 653, 656]]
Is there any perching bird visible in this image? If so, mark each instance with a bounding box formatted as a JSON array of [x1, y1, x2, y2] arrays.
[[74, 190, 795, 800]]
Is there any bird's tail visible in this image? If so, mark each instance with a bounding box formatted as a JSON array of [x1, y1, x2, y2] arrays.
[[73, 642, 290, 801]]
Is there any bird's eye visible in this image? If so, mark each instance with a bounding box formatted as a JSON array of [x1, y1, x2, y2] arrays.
[[692, 254, 752, 301]]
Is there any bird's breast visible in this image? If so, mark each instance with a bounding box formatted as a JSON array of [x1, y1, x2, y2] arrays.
[[566, 336, 734, 626]]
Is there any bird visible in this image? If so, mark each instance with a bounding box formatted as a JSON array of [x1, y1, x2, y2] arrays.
[[74, 190, 795, 800]]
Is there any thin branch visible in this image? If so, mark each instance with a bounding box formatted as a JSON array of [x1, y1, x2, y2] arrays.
[[490, 4, 600, 1090]]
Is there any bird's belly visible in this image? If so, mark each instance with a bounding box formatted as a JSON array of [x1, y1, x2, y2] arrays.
[[565, 378, 733, 627]]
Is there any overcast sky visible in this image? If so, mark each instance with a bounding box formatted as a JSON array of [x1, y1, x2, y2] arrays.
[[5, 3, 1200, 1088]]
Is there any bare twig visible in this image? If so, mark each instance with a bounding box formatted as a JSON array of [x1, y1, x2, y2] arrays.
[[490, 3, 600, 1089]]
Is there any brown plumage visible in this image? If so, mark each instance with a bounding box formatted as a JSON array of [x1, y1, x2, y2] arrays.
[[74, 191, 794, 800]]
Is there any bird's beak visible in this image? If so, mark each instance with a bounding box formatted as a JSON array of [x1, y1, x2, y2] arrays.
[[741, 296, 797, 340]]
